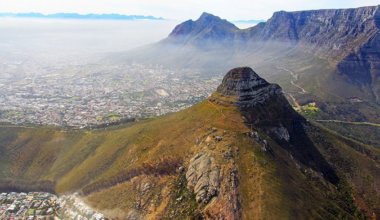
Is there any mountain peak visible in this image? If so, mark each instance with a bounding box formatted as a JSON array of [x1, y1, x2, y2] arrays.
[[210, 67, 296, 133], [213, 67, 282, 108], [198, 12, 220, 21], [167, 12, 238, 44]]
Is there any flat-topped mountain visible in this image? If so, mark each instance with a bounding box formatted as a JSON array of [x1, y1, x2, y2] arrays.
[[1, 67, 379, 219]]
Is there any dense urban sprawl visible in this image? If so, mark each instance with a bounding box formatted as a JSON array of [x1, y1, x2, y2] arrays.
[[0, 62, 221, 127], [0, 192, 105, 220]]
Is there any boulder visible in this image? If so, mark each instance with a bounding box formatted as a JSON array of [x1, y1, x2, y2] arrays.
[[186, 153, 220, 204]]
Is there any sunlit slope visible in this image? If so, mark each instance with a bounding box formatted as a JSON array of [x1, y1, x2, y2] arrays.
[[0, 101, 243, 188]]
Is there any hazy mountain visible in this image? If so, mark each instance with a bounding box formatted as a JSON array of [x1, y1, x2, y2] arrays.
[[0, 67, 379, 219], [112, 5, 380, 123], [166, 12, 240, 46], [0, 12, 164, 20]]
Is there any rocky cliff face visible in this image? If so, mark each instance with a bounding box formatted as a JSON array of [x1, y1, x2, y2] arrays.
[[252, 6, 380, 57]]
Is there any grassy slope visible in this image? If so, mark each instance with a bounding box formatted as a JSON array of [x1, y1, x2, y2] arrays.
[[0, 100, 379, 219]]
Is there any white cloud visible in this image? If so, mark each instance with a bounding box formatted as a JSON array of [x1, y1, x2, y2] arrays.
[[0, 0, 378, 20]]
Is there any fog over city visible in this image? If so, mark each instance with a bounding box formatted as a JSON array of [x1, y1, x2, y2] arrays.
[[0, 18, 177, 61], [0, 18, 222, 127]]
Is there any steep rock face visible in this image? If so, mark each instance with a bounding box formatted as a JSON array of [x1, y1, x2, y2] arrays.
[[337, 31, 380, 101], [253, 6, 380, 58]]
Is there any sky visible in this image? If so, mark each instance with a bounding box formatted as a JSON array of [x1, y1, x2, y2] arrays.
[[0, 0, 379, 21]]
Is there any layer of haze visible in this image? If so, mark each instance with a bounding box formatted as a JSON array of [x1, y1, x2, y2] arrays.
[[0, 18, 177, 65]]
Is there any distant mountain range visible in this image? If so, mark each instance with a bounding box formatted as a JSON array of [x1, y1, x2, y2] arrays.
[[0, 12, 164, 20], [114, 6, 380, 124]]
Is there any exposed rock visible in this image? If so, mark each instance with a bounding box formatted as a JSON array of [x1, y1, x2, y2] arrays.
[[205, 136, 212, 143], [215, 136, 223, 141], [178, 166, 185, 173], [186, 153, 220, 204], [141, 182, 151, 193], [230, 168, 238, 189], [223, 150, 233, 160], [271, 126, 290, 141], [213, 67, 283, 108], [126, 210, 140, 220], [261, 140, 269, 152]]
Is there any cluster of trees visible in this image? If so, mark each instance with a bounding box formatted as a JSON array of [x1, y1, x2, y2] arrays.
[[86, 117, 137, 129], [0, 179, 56, 193], [82, 157, 182, 195]]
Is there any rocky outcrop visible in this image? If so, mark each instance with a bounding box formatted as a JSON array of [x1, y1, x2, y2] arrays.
[[271, 126, 290, 142], [214, 67, 283, 108], [210, 67, 299, 128], [186, 152, 220, 204]]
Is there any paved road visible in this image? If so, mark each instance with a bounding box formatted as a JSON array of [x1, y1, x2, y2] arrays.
[[316, 119, 380, 127]]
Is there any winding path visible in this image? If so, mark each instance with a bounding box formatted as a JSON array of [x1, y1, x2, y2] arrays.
[[276, 66, 307, 94]]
